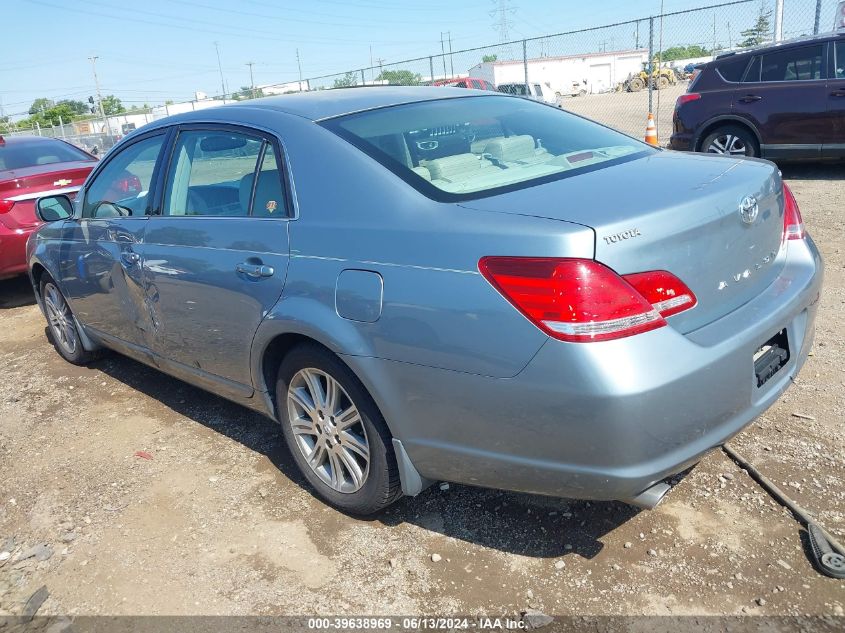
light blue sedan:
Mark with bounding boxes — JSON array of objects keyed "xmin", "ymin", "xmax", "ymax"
[{"xmin": 27, "ymin": 88, "xmax": 822, "ymax": 515}]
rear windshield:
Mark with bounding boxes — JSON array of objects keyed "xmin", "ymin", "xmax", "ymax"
[
  {"xmin": 0, "ymin": 139, "xmax": 92, "ymax": 171},
  {"xmin": 322, "ymin": 95, "xmax": 649, "ymax": 201}
]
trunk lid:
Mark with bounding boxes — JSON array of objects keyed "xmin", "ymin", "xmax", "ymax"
[
  {"xmin": 460, "ymin": 151, "xmax": 785, "ymax": 333},
  {"xmin": 0, "ymin": 161, "xmax": 93, "ymax": 229}
]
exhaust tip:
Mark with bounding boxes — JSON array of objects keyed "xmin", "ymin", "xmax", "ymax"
[{"xmin": 623, "ymin": 482, "xmax": 672, "ymax": 509}]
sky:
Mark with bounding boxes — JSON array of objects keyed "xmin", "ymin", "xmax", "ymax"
[{"xmin": 0, "ymin": 0, "xmax": 832, "ymax": 120}]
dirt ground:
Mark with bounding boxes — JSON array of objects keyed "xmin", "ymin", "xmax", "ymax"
[{"xmin": 0, "ymin": 163, "xmax": 843, "ymax": 619}]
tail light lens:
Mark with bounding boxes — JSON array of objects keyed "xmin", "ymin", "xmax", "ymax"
[
  {"xmin": 782, "ymin": 182, "xmax": 804, "ymax": 241},
  {"xmin": 0, "ymin": 199, "xmax": 14, "ymax": 214},
  {"xmin": 621, "ymin": 270, "xmax": 697, "ymax": 318},
  {"xmin": 478, "ymin": 257, "xmax": 695, "ymax": 342},
  {"xmin": 676, "ymin": 93, "xmax": 701, "ymax": 107}
]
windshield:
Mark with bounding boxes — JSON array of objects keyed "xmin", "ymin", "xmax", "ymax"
[
  {"xmin": 0, "ymin": 138, "xmax": 93, "ymax": 171},
  {"xmin": 322, "ymin": 95, "xmax": 650, "ymax": 201}
]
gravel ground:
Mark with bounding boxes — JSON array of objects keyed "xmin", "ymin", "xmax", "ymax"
[
  {"xmin": 0, "ymin": 163, "xmax": 843, "ymax": 619},
  {"xmin": 562, "ymin": 83, "xmax": 687, "ymax": 145}
]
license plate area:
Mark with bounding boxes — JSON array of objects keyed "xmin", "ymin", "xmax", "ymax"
[{"xmin": 754, "ymin": 329, "xmax": 790, "ymax": 388}]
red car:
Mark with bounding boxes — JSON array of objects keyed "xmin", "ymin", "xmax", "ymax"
[
  {"xmin": 431, "ymin": 77, "xmax": 496, "ymax": 90},
  {"xmin": 0, "ymin": 135, "xmax": 97, "ymax": 279}
]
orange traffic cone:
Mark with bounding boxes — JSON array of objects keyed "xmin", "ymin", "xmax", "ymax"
[{"xmin": 644, "ymin": 113, "xmax": 658, "ymax": 146}]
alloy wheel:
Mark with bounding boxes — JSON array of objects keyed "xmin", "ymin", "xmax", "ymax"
[
  {"xmin": 43, "ymin": 283, "xmax": 78, "ymax": 355},
  {"xmin": 706, "ymin": 134, "xmax": 747, "ymax": 156},
  {"xmin": 286, "ymin": 368, "xmax": 370, "ymax": 493}
]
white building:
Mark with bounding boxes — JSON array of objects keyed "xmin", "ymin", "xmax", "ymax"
[{"xmin": 469, "ymin": 48, "xmax": 649, "ymax": 95}]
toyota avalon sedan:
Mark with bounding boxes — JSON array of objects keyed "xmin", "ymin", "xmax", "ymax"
[{"xmin": 26, "ymin": 87, "xmax": 822, "ymax": 515}]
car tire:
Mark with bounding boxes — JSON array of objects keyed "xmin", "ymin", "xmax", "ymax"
[
  {"xmin": 276, "ymin": 343, "xmax": 402, "ymax": 515},
  {"xmin": 39, "ymin": 275, "xmax": 97, "ymax": 365},
  {"xmin": 700, "ymin": 125, "xmax": 759, "ymax": 158}
]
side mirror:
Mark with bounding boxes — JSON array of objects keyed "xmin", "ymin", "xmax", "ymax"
[{"xmin": 36, "ymin": 195, "xmax": 74, "ymax": 223}]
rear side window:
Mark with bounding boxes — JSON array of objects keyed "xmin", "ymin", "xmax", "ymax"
[
  {"xmin": 743, "ymin": 56, "xmax": 762, "ymax": 82},
  {"xmin": 715, "ymin": 56, "xmax": 750, "ymax": 82},
  {"xmin": 836, "ymin": 41, "xmax": 845, "ymax": 79},
  {"xmin": 251, "ymin": 145, "xmax": 286, "ymax": 218},
  {"xmin": 760, "ymin": 45, "xmax": 824, "ymax": 81}
]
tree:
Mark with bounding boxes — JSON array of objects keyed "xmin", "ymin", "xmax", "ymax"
[
  {"xmin": 232, "ymin": 85, "xmax": 265, "ymax": 99},
  {"xmin": 58, "ymin": 99, "xmax": 88, "ymax": 116},
  {"xmin": 333, "ymin": 72, "xmax": 358, "ymax": 88},
  {"xmin": 100, "ymin": 95, "xmax": 125, "ymax": 115},
  {"xmin": 376, "ymin": 69, "xmax": 422, "ymax": 86},
  {"xmin": 482, "ymin": 54, "xmax": 498, "ymax": 63},
  {"xmin": 658, "ymin": 45, "xmax": 710, "ymax": 61},
  {"xmin": 739, "ymin": 2, "xmax": 772, "ymax": 48},
  {"xmin": 28, "ymin": 97, "xmax": 54, "ymax": 115}
]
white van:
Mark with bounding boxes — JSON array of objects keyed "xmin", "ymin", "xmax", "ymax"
[{"xmin": 496, "ymin": 82, "xmax": 559, "ymax": 106}]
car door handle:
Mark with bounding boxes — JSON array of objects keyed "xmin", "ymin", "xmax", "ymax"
[
  {"xmin": 739, "ymin": 94, "xmax": 762, "ymax": 102},
  {"xmin": 121, "ymin": 251, "xmax": 140, "ymax": 265},
  {"xmin": 236, "ymin": 262, "xmax": 275, "ymax": 278},
  {"xmin": 831, "ymin": 90, "xmax": 845, "ymax": 97}
]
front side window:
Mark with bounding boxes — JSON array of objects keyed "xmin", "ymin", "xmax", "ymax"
[
  {"xmin": 323, "ymin": 95, "xmax": 649, "ymax": 200},
  {"xmin": 163, "ymin": 130, "xmax": 262, "ymax": 217},
  {"xmin": 760, "ymin": 45, "xmax": 824, "ymax": 82},
  {"xmin": 83, "ymin": 134, "xmax": 164, "ymax": 218}
]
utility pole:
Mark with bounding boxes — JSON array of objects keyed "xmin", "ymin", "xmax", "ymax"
[
  {"xmin": 440, "ymin": 33, "xmax": 447, "ymax": 78},
  {"xmin": 296, "ymin": 49, "xmax": 304, "ymax": 92},
  {"xmin": 88, "ymin": 56, "xmax": 113, "ymax": 140},
  {"xmin": 447, "ymin": 31, "xmax": 454, "ymax": 77},
  {"xmin": 773, "ymin": 0, "xmax": 784, "ymax": 42},
  {"xmin": 214, "ymin": 42, "xmax": 227, "ymax": 98},
  {"xmin": 246, "ymin": 61, "xmax": 256, "ymax": 98}
]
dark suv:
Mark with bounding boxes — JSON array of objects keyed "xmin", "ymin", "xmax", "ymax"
[{"xmin": 670, "ymin": 32, "xmax": 845, "ymax": 160}]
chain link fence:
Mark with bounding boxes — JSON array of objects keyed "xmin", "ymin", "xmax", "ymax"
[
  {"xmin": 270, "ymin": 0, "xmax": 833, "ymax": 146},
  {"xmin": 3, "ymin": 0, "xmax": 833, "ymax": 149}
]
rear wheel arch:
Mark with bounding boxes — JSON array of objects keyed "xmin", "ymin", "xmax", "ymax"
[{"xmin": 695, "ymin": 117, "xmax": 761, "ymax": 153}]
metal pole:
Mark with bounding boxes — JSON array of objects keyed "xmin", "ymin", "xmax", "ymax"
[
  {"xmin": 440, "ymin": 33, "xmax": 447, "ymax": 78},
  {"xmin": 523, "ymin": 39, "xmax": 528, "ymax": 92},
  {"xmin": 360, "ymin": 69, "xmax": 365, "ymax": 85},
  {"xmin": 296, "ymin": 49, "xmax": 303, "ymax": 92},
  {"xmin": 429, "ymin": 56, "xmax": 434, "ymax": 83},
  {"xmin": 774, "ymin": 0, "xmax": 784, "ymax": 42},
  {"xmin": 647, "ymin": 17, "xmax": 654, "ymax": 115},
  {"xmin": 814, "ymin": 0, "xmax": 822, "ymax": 34},
  {"xmin": 58, "ymin": 115, "xmax": 66, "ymax": 140},
  {"xmin": 448, "ymin": 31, "xmax": 454, "ymax": 77},
  {"xmin": 36, "ymin": 121, "xmax": 41, "ymax": 136},
  {"xmin": 88, "ymin": 56, "xmax": 113, "ymax": 141},
  {"xmin": 246, "ymin": 61, "xmax": 256, "ymax": 98},
  {"xmin": 635, "ymin": 21, "xmax": 640, "ymax": 48},
  {"xmin": 214, "ymin": 42, "xmax": 226, "ymax": 97}
]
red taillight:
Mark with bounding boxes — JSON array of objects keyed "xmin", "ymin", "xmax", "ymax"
[
  {"xmin": 479, "ymin": 257, "xmax": 674, "ymax": 342},
  {"xmin": 0, "ymin": 199, "xmax": 14, "ymax": 214},
  {"xmin": 782, "ymin": 182, "xmax": 804, "ymax": 241},
  {"xmin": 676, "ymin": 92, "xmax": 701, "ymax": 107},
  {"xmin": 621, "ymin": 270, "xmax": 697, "ymax": 318}
]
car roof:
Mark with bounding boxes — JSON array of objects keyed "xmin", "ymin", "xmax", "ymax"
[
  {"xmin": 713, "ymin": 30, "xmax": 845, "ymax": 62},
  {"xmin": 0, "ymin": 135, "xmax": 72, "ymax": 146},
  {"xmin": 193, "ymin": 86, "xmax": 493, "ymax": 122}
]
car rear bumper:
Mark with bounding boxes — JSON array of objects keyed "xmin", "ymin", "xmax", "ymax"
[
  {"xmin": 347, "ymin": 236, "xmax": 823, "ymax": 504},
  {"xmin": 0, "ymin": 222, "xmax": 36, "ymax": 279},
  {"xmin": 669, "ymin": 132, "xmax": 694, "ymax": 152}
]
